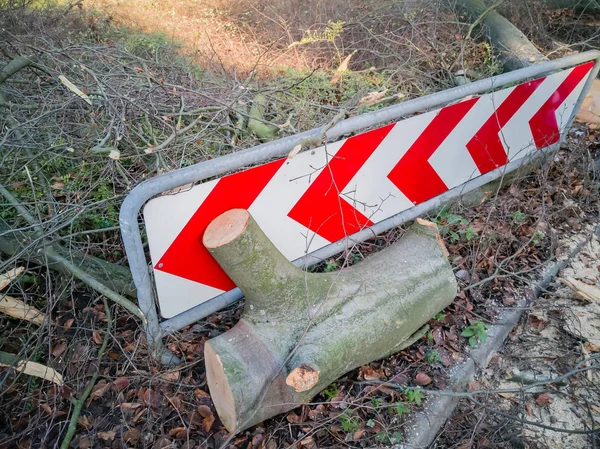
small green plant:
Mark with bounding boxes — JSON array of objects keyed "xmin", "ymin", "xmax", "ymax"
[
  {"xmin": 348, "ymin": 252, "xmax": 363, "ymax": 265},
  {"xmin": 434, "ymin": 312, "xmax": 446, "ymax": 321},
  {"xmin": 366, "ymin": 418, "xmax": 375, "ymax": 428},
  {"xmin": 324, "ymin": 259, "xmax": 339, "ymax": 272},
  {"xmin": 375, "ymin": 431, "xmax": 404, "ymax": 445},
  {"xmin": 370, "ymin": 398, "xmax": 382, "ymax": 408},
  {"xmin": 339, "ymin": 412, "xmax": 360, "ymax": 432},
  {"xmin": 464, "ymin": 226, "xmax": 478, "ymax": 241},
  {"xmin": 425, "ymin": 349, "xmax": 442, "ymax": 364},
  {"xmin": 289, "ymin": 21, "xmax": 345, "ymax": 63},
  {"xmin": 390, "ymin": 402, "xmax": 410, "ymax": 416},
  {"xmin": 322, "ymin": 384, "xmax": 339, "ymax": 401},
  {"xmin": 433, "ymin": 208, "xmax": 478, "ymax": 243},
  {"xmin": 461, "ymin": 320, "xmax": 489, "ymax": 347},
  {"xmin": 512, "ymin": 210, "xmax": 526, "ymax": 222},
  {"xmin": 404, "ymin": 388, "xmax": 422, "ymax": 406},
  {"xmin": 532, "ymin": 230, "xmax": 545, "ymax": 245}
]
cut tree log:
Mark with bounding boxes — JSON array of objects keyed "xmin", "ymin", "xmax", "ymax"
[{"xmin": 203, "ymin": 209, "xmax": 457, "ymax": 432}]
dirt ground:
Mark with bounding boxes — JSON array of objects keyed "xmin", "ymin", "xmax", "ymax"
[{"xmin": 434, "ymin": 195, "xmax": 600, "ymax": 449}]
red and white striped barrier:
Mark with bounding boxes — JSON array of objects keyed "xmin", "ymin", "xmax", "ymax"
[{"xmin": 144, "ymin": 61, "xmax": 594, "ymax": 318}]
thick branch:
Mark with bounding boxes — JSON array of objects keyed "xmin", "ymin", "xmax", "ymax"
[{"xmin": 456, "ymin": 0, "xmax": 545, "ymax": 71}]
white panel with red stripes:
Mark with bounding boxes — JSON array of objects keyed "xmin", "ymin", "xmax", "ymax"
[{"xmin": 144, "ymin": 62, "xmax": 593, "ymax": 318}]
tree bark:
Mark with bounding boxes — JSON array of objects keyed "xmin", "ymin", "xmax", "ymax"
[
  {"xmin": 203, "ymin": 209, "xmax": 457, "ymax": 432},
  {"xmin": 456, "ymin": 0, "xmax": 545, "ymax": 71}
]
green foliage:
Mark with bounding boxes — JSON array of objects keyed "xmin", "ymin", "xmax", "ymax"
[
  {"xmin": 434, "ymin": 207, "xmax": 478, "ymax": 243},
  {"xmin": 375, "ymin": 430, "xmax": 404, "ymax": 445},
  {"xmin": 324, "ymin": 259, "xmax": 339, "ymax": 272},
  {"xmin": 404, "ymin": 388, "xmax": 422, "ymax": 405},
  {"xmin": 532, "ymin": 230, "xmax": 545, "ymax": 245},
  {"xmin": 512, "ymin": 210, "xmax": 526, "ymax": 222},
  {"xmin": 461, "ymin": 320, "xmax": 489, "ymax": 347},
  {"xmin": 370, "ymin": 398, "xmax": 382, "ymax": 408},
  {"xmin": 268, "ymin": 67, "xmax": 381, "ymax": 127},
  {"xmin": 289, "ymin": 20, "xmax": 345, "ymax": 62},
  {"xmin": 434, "ymin": 312, "xmax": 446, "ymax": 321},
  {"xmin": 390, "ymin": 402, "xmax": 410, "ymax": 416},
  {"xmin": 425, "ymin": 349, "xmax": 442, "ymax": 364},
  {"xmin": 90, "ymin": 184, "xmax": 119, "ymax": 230},
  {"xmin": 322, "ymin": 384, "xmax": 339, "ymax": 401},
  {"xmin": 123, "ymin": 32, "xmax": 172, "ymax": 58},
  {"xmin": 339, "ymin": 412, "xmax": 360, "ymax": 432}
]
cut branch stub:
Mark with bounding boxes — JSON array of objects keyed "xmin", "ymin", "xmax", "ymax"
[{"xmin": 203, "ymin": 209, "xmax": 457, "ymax": 432}]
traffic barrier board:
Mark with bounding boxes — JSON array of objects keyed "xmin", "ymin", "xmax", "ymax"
[{"xmin": 143, "ymin": 61, "xmax": 595, "ymax": 318}]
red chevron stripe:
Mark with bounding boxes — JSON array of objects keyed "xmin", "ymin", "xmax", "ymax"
[
  {"xmin": 467, "ymin": 78, "xmax": 545, "ymax": 174},
  {"xmin": 529, "ymin": 61, "xmax": 594, "ymax": 149},
  {"xmin": 155, "ymin": 159, "xmax": 285, "ymax": 291},
  {"xmin": 387, "ymin": 98, "xmax": 479, "ymax": 205},
  {"xmin": 287, "ymin": 124, "xmax": 395, "ymax": 242}
]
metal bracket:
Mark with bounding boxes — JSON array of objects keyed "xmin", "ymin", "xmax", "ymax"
[{"xmin": 119, "ymin": 51, "xmax": 600, "ymax": 365}]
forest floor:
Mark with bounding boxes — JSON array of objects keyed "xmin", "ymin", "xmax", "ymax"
[{"xmin": 1, "ymin": 1, "xmax": 600, "ymax": 448}]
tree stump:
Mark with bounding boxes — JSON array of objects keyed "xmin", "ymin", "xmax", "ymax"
[{"xmin": 203, "ymin": 209, "xmax": 457, "ymax": 432}]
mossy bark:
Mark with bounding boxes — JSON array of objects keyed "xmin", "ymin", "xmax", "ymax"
[{"xmin": 203, "ymin": 210, "xmax": 457, "ymax": 432}]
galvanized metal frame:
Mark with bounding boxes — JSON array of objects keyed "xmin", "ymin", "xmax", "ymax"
[{"xmin": 120, "ymin": 51, "xmax": 600, "ymax": 364}]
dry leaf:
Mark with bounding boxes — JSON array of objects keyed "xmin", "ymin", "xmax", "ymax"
[
  {"xmin": 498, "ymin": 392, "xmax": 515, "ymax": 399},
  {"xmin": 415, "ymin": 373, "xmax": 432, "ymax": 386},
  {"xmin": 114, "ymin": 377, "xmax": 130, "ymax": 391},
  {"xmin": 299, "ymin": 436, "xmax": 317, "ymax": 449},
  {"xmin": 353, "ymin": 429, "xmax": 365, "ymax": 441},
  {"xmin": 152, "ymin": 437, "xmax": 173, "ymax": 449},
  {"xmin": 197, "ymin": 405, "xmax": 212, "ymax": 418},
  {"xmin": 330, "ymin": 51, "xmax": 356, "ymax": 85},
  {"xmin": 108, "ymin": 149, "xmax": 120, "ymax": 161},
  {"xmin": 169, "ymin": 427, "xmax": 186, "ymax": 437},
  {"xmin": 0, "ymin": 295, "xmax": 45, "ymax": 325},
  {"xmin": 90, "ymin": 380, "xmax": 111, "ymax": 401},
  {"xmin": 0, "ymin": 352, "xmax": 64, "ymax": 386},
  {"xmin": 92, "ymin": 331, "xmax": 103, "ymax": 345},
  {"xmin": 160, "ymin": 370, "xmax": 180, "ymax": 382},
  {"xmin": 124, "ymin": 427, "xmax": 141, "ymax": 445},
  {"xmin": 286, "ymin": 411, "xmax": 301, "ymax": 424},
  {"xmin": 51, "ymin": 340, "xmax": 67, "ymax": 358},
  {"xmin": 58, "ymin": 75, "xmax": 92, "ymax": 105},
  {"xmin": 535, "ymin": 393, "xmax": 553, "ymax": 407},
  {"xmin": 575, "ymin": 78, "xmax": 600, "ymax": 129},
  {"xmin": 202, "ymin": 413, "xmax": 215, "ymax": 433},
  {"xmin": 97, "ymin": 430, "xmax": 116, "ymax": 441},
  {"xmin": 525, "ymin": 403, "xmax": 534, "ymax": 417},
  {"xmin": 288, "ymin": 144, "xmax": 302, "ymax": 159},
  {"xmin": 120, "ymin": 402, "xmax": 142, "ymax": 410},
  {"xmin": 77, "ymin": 415, "xmax": 92, "ymax": 429},
  {"xmin": 584, "ymin": 341, "xmax": 600, "ymax": 352},
  {"xmin": 0, "ymin": 267, "xmax": 24, "ymax": 291},
  {"xmin": 358, "ymin": 90, "xmax": 388, "ymax": 107}
]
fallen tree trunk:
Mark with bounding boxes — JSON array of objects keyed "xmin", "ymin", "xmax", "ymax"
[
  {"xmin": 456, "ymin": 0, "xmax": 545, "ymax": 71},
  {"xmin": 203, "ymin": 209, "xmax": 457, "ymax": 432}
]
